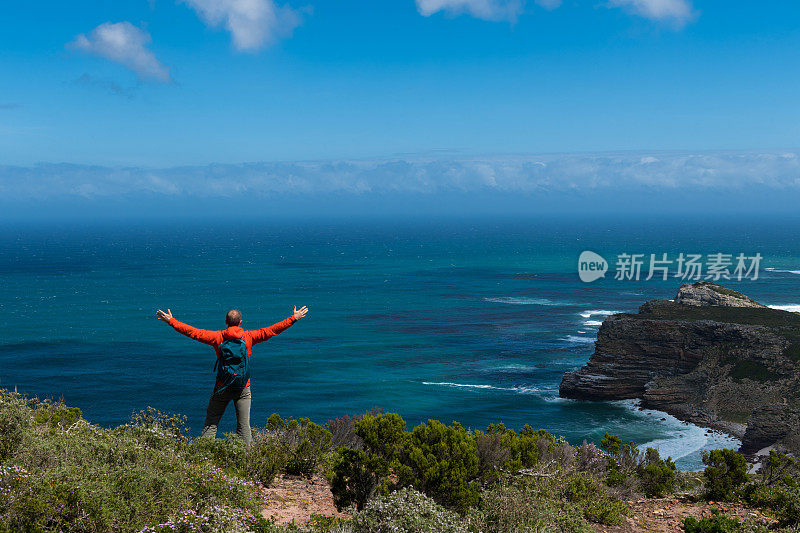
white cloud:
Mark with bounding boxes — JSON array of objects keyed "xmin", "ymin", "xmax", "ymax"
[
  {"xmin": 69, "ymin": 22, "xmax": 171, "ymax": 82},
  {"xmin": 182, "ymin": 0, "xmax": 303, "ymax": 51},
  {"xmin": 415, "ymin": 0, "xmax": 525, "ymax": 22},
  {"xmin": 607, "ymin": 0, "xmax": 696, "ymax": 28}
]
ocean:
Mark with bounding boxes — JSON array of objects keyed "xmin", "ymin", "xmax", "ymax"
[{"xmin": 1, "ymin": 214, "xmax": 798, "ymax": 470}]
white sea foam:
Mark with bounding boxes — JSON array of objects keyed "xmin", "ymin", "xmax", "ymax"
[
  {"xmin": 769, "ymin": 304, "xmax": 800, "ymax": 313},
  {"xmin": 485, "ymin": 297, "xmax": 566, "ymax": 306},
  {"xmin": 561, "ymin": 335, "xmax": 595, "ymax": 344},
  {"xmin": 423, "ymin": 381, "xmax": 515, "ymax": 391},
  {"xmin": 614, "ymin": 399, "xmax": 741, "ymax": 471},
  {"xmin": 765, "ymin": 268, "xmax": 800, "ymax": 275},
  {"xmin": 422, "ymin": 381, "xmax": 555, "ymax": 396},
  {"xmin": 493, "ymin": 364, "xmax": 541, "ymax": 373},
  {"xmin": 583, "ymin": 320, "xmax": 603, "ymax": 327},
  {"xmin": 579, "ymin": 309, "xmax": 618, "ymax": 318}
]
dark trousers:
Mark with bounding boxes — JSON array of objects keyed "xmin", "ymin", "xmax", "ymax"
[{"xmin": 200, "ymin": 386, "xmax": 252, "ymax": 445}]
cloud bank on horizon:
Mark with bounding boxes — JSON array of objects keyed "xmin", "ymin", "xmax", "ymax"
[{"xmin": 3, "ymin": 151, "xmax": 797, "ymax": 201}]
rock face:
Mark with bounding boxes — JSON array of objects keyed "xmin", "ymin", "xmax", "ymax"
[
  {"xmin": 674, "ymin": 281, "xmax": 765, "ymax": 308},
  {"xmin": 740, "ymin": 404, "xmax": 800, "ymax": 454},
  {"xmin": 560, "ymin": 282, "xmax": 800, "ymax": 454}
]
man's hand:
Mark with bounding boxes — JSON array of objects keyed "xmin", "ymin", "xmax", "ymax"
[
  {"xmin": 293, "ymin": 306, "xmax": 308, "ymax": 320},
  {"xmin": 156, "ymin": 309, "xmax": 173, "ymax": 323}
]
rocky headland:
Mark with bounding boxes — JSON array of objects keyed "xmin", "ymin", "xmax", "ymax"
[{"xmin": 560, "ymin": 281, "xmax": 800, "ymax": 455}]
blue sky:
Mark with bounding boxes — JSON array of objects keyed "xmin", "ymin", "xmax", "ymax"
[
  {"xmin": 1, "ymin": 0, "xmax": 798, "ymax": 165},
  {"xmin": 0, "ymin": 0, "xmax": 798, "ymax": 216}
]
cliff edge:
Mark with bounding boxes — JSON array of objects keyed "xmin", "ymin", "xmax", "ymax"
[{"xmin": 559, "ymin": 281, "xmax": 800, "ymax": 455}]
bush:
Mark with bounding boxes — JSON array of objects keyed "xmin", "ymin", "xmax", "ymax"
[
  {"xmin": 329, "ymin": 413, "xmax": 408, "ymax": 513},
  {"xmin": 638, "ymin": 447, "xmax": 677, "ymax": 498},
  {"xmin": 354, "ymin": 413, "xmax": 406, "ymax": 460},
  {"xmin": 683, "ymin": 509, "xmax": 747, "ymax": 532},
  {"xmin": 745, "ymin": 483, "xmax": 800, "ymax": 527},
  {"xmin": 350, "ymin": 487, "xmax": 466, "ymax": 533},
  {"xmin": 760, "ymin": 450, "xmax": 799, "ymax": 487},
  {"xmin": 394, "ymin": 420, "xmax": 480, "ymax": 514},
  {"xmin": 473, "ymin": 423, "xmax": 542, "ymax": 485},
  {"xmin": 472, "ymin": 474, "xmax": 627, "ymax": 533},
  {"xmin": 266, "ymin": 414, "xmax": 334, "ymax": 478},
  {"xmin": 601, "ymin": 433, "xmax": 641, "ymax": 473},
  {"xmin": 129, "ymin": 407, "xmax": 190, "ymax": 443},
  {"xmin": 330, "ymin": 447, "xmax": 389, "ymax": 511},
  {"xmin": 0, "ymin": 391, "xmax": 33, "ymax": 461},
  {"xmin": 326, "ymin": 408, "xmax": 384, "ymax": 450},
  {"xmin": 702, "ymin": 449, "xmax": 748, "ymax": 501},
  {"xmin": 0, "ymin": 392, "xmax": 265, "ymax": 533}
]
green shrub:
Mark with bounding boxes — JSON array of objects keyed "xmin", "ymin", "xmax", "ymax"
[
  {"xmin": 0, "ymin": 391, "xmax": 33, "ymax": 461},
  {"xmin": 683, "ymin": 509, "xmax": 746, "ymax": 532},
  {"xmin": 0, "ymin": 392, "xmax": 265, "ymax": 533},
  {"xmin": 702, "ymin": 449, "xmax": 748, "ymax": 501},
  {"xmin": 744, "ymin": 483, "xmax": 800, "ymax": 526},
  {"xmin": 351, "ymin": 487, "xmax": 466, "ymax": 533},
  {"xmin": 330, "ymin": 447, "xmax": 389, "ymax": 511},
  {"xmin": 266, "ymin": 414, "xmax": 334, "ymax": 478},
  {"xmin": 326, "ymin": 407, "xmax": 384, "ymax": 450},
  {"xmin": 247, "ymin": 429, "xmax": 290, "ymax": 486},
  {"xmin": 472, "ymin": 474, "xmax": 626, "ymax": 533},
  {"xmin": 638, "ymin": 447, "xmax": 677, "ymax": 497},
  {"xmin": 128, "ymin": 406, "xmax": 190, "ymax": 442},
  {"xmin": 760, "ymin": 450, "xmax": 799, "ymax": 487},
  {"xmin": 473, "ymin": 423, "xmax": 542, "ymax": 485},
  {"xmin": 188, "ymin": 433, "xmax": 248, "ymax": 473},
  {"xmin": 354, "ymin": 413, "xmax": 406, "ymax": 460},
  {"xmin": 601, "ymin": 433, "xmax": 641, "ymax": 473},
  {"xmin": 394, "ymin": 420, "xmax": 480, "ymax": 514}
]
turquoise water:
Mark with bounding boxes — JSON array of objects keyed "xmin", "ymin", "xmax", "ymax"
[{"xmin": 1, "ymin": 215, "xmax": 799, "ymax": 470}]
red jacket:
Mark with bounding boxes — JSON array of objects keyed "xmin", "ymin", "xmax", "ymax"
[{"xmin": 168, "ymin": 315, "xmax": 297, "ymax": 388}]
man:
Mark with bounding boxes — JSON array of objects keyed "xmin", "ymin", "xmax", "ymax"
[{"xmin": 156, "ymin": 305, "xmax": 308, "ymax": 445}]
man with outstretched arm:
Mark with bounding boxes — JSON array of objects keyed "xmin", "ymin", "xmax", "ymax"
[{"xmin": 155, "ymin": 306, "xmax": 308, "ymax": 445}]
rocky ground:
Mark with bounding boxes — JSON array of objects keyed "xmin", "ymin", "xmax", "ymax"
[
  {"xmin": 260, "ymin": 473, "xmax": 350, "ymax": 527},
  {"xmin": 260, "ymin": 476, "xmax": 778, "ymax": 532},
  {"xmin": 593, "ymin": 496, "xmax": 775, "ymax": 533}
]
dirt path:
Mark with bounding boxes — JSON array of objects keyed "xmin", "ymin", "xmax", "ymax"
[
  {"xmin": 592, "ymin": 496, "xmax": 775, "ymax": 532},
  {"xmin": 260, "ymin": 473, "xmax": 351, "ymax": 526}
]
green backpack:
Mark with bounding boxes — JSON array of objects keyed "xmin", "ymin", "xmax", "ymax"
[{"xmin": 214, "ymin": 338, "xmax": 250, "ymax": 393}]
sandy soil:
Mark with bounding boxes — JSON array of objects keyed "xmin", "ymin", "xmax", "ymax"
[{"xmin": 260, "ymin": 473, "xmax": 350, "ymax": 526}]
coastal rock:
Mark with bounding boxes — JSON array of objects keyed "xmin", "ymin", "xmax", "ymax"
[
  {"xmin": 674, "ymin": 281, "xmax": 765, "ymax": 308},
  {"xmin": 560, "ymin": 282, "xmax": 800, "ymax": 453},
  {"xmin": 740, "ymin": 404, "xmax": 800, "ymax": 454}
]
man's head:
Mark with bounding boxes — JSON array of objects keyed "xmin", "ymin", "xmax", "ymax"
[{"xmin": 226, "ymin": 309, "xmax": 242, "ymax": 327}]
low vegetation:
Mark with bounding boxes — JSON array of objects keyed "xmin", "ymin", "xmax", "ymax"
[{"xmin": 0, "ymin": 388, "xmax": 799, "ymax": 532}]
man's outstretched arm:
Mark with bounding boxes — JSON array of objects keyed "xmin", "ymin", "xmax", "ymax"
[
  {"xmin": 156, "ymin": 308, "xmax": 222, "ymax": 346},
  {"xmin": 249, "ymin": 306, "xmax": 308, "ymax": 345}
]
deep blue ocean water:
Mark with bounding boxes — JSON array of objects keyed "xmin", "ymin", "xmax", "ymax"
[{"xmin": 2, "ymin": 214, "xmax": 799, "ymax": 470}]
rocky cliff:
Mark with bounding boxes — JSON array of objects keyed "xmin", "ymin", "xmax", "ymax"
[{"xmin": 559, "ymin": 282, "xmax": 800, "ymax": 455}]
